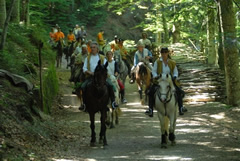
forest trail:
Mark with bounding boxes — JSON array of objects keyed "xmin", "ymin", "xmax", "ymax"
[{"xmin": 52, "ymin": 45, "xmax": 240, "ymax": 161}]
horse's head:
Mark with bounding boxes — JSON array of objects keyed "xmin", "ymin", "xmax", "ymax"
[
  {"xmin": 156, "ymin": 74, "xmax": 175, "ymax": 103},
  {"xmin": 94, "ymin": 60, "xmax": 108, "ymax": 88},
  {"xmin": 114, "ymin": 50, "xmax": 121, "ymax": 62}
]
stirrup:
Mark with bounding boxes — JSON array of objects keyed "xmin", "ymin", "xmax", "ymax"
[{"xmin": 112, "ymin": 101, "xmax": 118, "ymax": 109}]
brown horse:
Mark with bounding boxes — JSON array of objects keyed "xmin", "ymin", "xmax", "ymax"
[
  {"xmin": 84, "ymin": 60, "xmax": 110, "ymax": 146},
  {"xmin": 56, "ymin": 39, "xmax": 64, "ymax": 68},
  {"xmin": 135, "ymin": 62, "xmax": 151, "ymax": 105}
]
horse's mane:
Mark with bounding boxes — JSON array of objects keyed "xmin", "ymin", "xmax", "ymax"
[{"xmin": 139, "ymin": 63, "xmax": 148, "ymax": 76}]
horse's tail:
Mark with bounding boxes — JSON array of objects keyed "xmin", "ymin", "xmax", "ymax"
[{"xmin": 139, "ymin": 64, "xmax": 148, "ymax": 77}]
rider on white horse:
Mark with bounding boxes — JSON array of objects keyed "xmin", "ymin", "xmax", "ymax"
[
  {"xmin": 146, "ymin": 47, "xmax": 187, "ymax": 117},
  {"xmin": 106, "ymin": 51, "xmax": 127, "ymax": 104},
  {"xmin": 129, "ymin": 41, "xmax": 153, "ymax": 84}
]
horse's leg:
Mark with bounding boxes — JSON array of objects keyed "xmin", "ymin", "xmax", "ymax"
[
  {"xmin": 168, "ymin": 106, "xmax": 177, "ymax": 146},
  {"xmin": 99, "ymin": 110, "xmax": 108, "ymax": 146},
  {"xmin": 115, "ymin": 109, "xmax": 119, "ymax": 125},
  {"xmin": 89, "ymin": 113, "xmax": 96, "ymax": 146},
  {"xmin": 157, "ymin": 112, "xmax": 168, "ymax": 148},
  {"xmin": 110, "ymin": 108, "xmax": 115, "ymax": 128}
]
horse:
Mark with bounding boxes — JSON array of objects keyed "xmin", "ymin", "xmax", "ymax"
[
  {"xmin": 56, "ymin": 39, "xmax": 64, "ymax": 68},
  {"xmin": 106, "ymin": 75, "xmax": 121, "ymax": 129},
  {"xmin": 114, "ymin": 50, "xmax": 128, "ymax": 86},
  {"xmin": 135, "ymin": 62, "xmax": 151, "ymax": 105},
  {"xmin": 84, "ymin": 60, "xmax": 110, "ymax": 146},
  {"xmin": 64, "ymin": 41, "xmax": 74, "ymax": 69},
  {"xmin": 154, "ymin": 73, "xmax": 178, "ymax": 148}
]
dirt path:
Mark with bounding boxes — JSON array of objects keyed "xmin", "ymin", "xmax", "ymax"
[{"xmin": 51, "ymin": 51, "xmax": 240, "ymax": 161}]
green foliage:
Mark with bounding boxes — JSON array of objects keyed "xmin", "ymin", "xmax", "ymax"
[{"xmin": 42, "ymin": 65, "xmax": 59, "ymax": 114}]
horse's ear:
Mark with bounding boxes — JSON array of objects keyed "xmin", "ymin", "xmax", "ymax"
[
  {"xmin": 104, "ymin": 62, "xmax": 108, "ymax": 68},
  {"xmin": 98, "ymin": 60, "xmax": 101, "ymax": 66}
]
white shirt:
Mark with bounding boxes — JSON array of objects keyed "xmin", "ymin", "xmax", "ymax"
[
  {"xmin": 152, "ymin": 58, "xmax": 178, "ymax": 78},
  {"xmin": 107, "ymin": 60, "xmax": 115, "ymax": 76},
  {"xmin": 83, "ymin": 54, "xmax": 107, "ymax": 73}
]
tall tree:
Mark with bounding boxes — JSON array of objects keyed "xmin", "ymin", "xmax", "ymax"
[
  {"xmin": 161, "ymin": 0, "xmax": 169, "ymax": 43},
  {"xmin": 206, "ymin": 6, "xmax": 217, "ymax": 65},
  {"xmin": 0, "ymin": 0, "xmax": 16, "ymax": 50},
  {"xmin": 0, "ymin": 0, "xmax": 6, "ymax": 29},
  {"xmin": 11, "ymin": 0, "xmax": 20, "ymax": 23},
  {"xmin": 21, "ymin": 0, "xmax": 30, "ymax": 26},
  {"xmin": 218, "ymin": 0, "xmax": 240, "ymax": 105}
]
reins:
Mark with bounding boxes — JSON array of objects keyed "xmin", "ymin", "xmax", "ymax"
[{"xmin": 156, "ymin": 84, "xmax": 173, "ymax": 116}]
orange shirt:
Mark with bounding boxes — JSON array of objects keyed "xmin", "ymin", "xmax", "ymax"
[
  {"xmin": 67, "ymin": 34, "xmax": 75, "ymax": 42},
  {"xmin": 87, "ymin": 44, "xmax": 91, "ymax": 53},
  {"xmin": 49, "ymin": 32, "xmax": 54, "ymax": 39},
  {"xmin": 98, "ymin": 32, "xmax": 103, "ymax": 40},
  {"xmin": 53, "ymin": 31, "xmax": 65, "ymax": 42}
]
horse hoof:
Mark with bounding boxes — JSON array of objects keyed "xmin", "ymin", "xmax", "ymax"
[
  {"xmin": 90, "ymin": 142, "xmax": 96, "ymax": 147},
  {"xmin": 161, "ymin": 144, "xmax": 167, "ymax": 149},
  {"xmin": 115, "ymin": 120, "xmax": 119, "ymax": 125},
  {"xmin": 110, "ymin": 124, "xmax": 115, "ymax": 129},
  {"xmin": 171, "ymin": 141, "xmax": 176, "ymax": 146}
]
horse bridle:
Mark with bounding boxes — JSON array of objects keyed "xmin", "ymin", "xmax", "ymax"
[{"xmin": 156, "ymin": 85, "xmax": 173, "ymax": 116}]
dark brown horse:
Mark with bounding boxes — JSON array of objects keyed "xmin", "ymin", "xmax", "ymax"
[
  {"xmin": 135, "ymin": 62, "xmax": 151, "ymax": 105},
  {"xmin": 84, "ymin": 60, "xmax": 110, "ymax": 146},
  {"xmin": 56, "ymin": 39, "xmax": 64, "ymax": 68}
]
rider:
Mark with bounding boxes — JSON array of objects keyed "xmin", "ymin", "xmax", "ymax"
[
  {"xmin": 80, "ymin": 42, "xmax": 119, "ymax": 111},
  {"xmin": 67, "ymin": 29, "xmax": 76, "ymax": 45},
  {"xmin": 110, "ymin": 35, "xmax": 119, "ymax": 52},
  {"xmin": 139, "ymin": 32, "xmax": 152, "ymax": 51},
  {"xmin": 53, "ymin": 27, "xmax": 65, "ymax": 42},
  {"xmin": 115, "ymin": 38, "xmax": 131, "ymax": 78},
  {"xmin": 73, "ymin": 24, "xmax": 80, "ymax": 40},
  {"xmin": 78, "ymin": 26, "xmax": 87, "ymax": 40},
  {"xmin": 129, "ymin": 41, "xmax": 153, "ymax": 84},
  {"xmin": 106, "ymin": 51, "xmax": 127, "ymax": 104},
  {"xmin": 97, "ymin": 30, "xmax": 106, "ymax": 52},
  {"xmin": 145, "ymin": 47, "xmax": 187, "ymax": 117}
]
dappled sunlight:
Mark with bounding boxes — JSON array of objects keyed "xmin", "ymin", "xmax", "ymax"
[
  {"xmin": 176, "ymin": 128, "xmax": 211, "ymax": 133},
  {"xmin": 210, "ymin": 112, "xmax": 225, "ymax": 119},
  {"xmin": 112, "ymin": 156, "xmax": 130, "ymax": 159},
  {"xmin": 145, "ymin": 155, "xmax": 192, "ymax": 160}
]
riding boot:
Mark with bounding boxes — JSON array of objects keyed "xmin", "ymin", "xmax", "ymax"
[
  {"xmin": 107, "ymin": 83, "xmax": 119, "ymax": 108},
  {"xmin": 129, "ymin": 73, "xmax": 135, "ymax": 84},
  {"xmin": 79, "ymin": 88, "xmax": 86, "ymax": 111},
  {"xmin": 176, "ymin": 87, "xmax": 184, "ymax": 115},
  {"xmin": 120, "ymin": 90, "xmax": 127, "ymax": 103},
  {"xmin": 145, "ymin": 96, "xmax": 154, "ymax": 117}
]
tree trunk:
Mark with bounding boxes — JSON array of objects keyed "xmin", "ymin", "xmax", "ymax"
[
  {"xmin": 11, "ymin": 0, "xmax": 20, "ymax": 23},
  {"xmin": 21, "ymin": 0, "xmax": 29, "ymax": 26},
  {"xmin": 172, "ymin": 3, "xmax": 181, "ymax": 43},
  {"xmin": 0, "ymin": 0, "xmax": 6, "ymax": 29},
  {"xmin": 161, "ymin": 1, "xmax": 169, "ymax": 43},
  {"xmin": 206, "ymin": 7, "xmax": 217, "ymax": 65},
  {"xmin": 0, "ymin": 0, "xmax": 16, "ymax": 50},
  {"xmin": 172, "ymin": 22, "xmax": 180, "ymax": 43},
  {"xmin": 217, "ymin": 2, "xmax": 225, "ymax": 70},
  {"xmin": 219, "ymin": 0, "xmax": 240, "ymax": 106}
]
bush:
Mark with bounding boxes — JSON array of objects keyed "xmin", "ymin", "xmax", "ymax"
[{"xmin": 42, "ymin": 65, "xmax": 59, "ymax": 114}]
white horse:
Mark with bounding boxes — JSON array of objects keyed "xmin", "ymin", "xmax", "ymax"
[
  {"xmin": 106, "ymin": 75, "xmax": 121, "ymax": 128},
  {"xmin": 114, "ymin": 50, "xmax": 128, "ymax": 86},
  {"xmin": 154, "ymin": 73, "xmax": 178, "ymax": 148}
]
